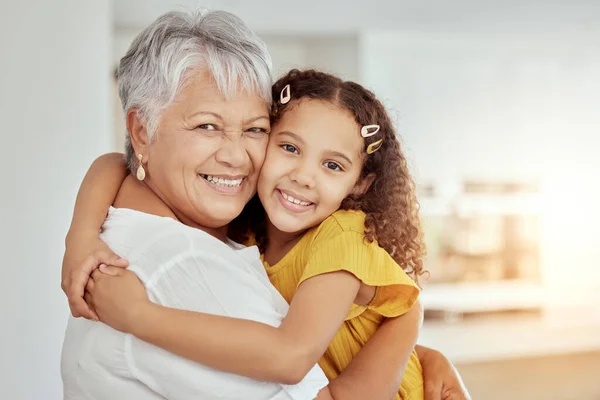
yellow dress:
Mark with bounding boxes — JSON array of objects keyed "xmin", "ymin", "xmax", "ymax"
[{"xmin": 263, "ymin": 210, "xmax": 424, "ymax": 400}]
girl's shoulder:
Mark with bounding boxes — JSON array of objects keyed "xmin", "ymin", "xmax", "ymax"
[{"xmin": 315, "ymin": 209, "xmax": 367, "ymax": 238}]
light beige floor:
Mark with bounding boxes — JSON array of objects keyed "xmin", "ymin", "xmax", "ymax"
[{"xmin": 456, "ymin": 351, "xmax": 600, "ymax": 400}]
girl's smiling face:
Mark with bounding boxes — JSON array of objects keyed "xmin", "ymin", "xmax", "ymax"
[{"xmin": 257, "ymin": 99, "xmax": 367, "ymax": 234}]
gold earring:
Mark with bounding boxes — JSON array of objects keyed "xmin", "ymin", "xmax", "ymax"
[{"xmin": 136, "ymin": 153, "xmax": 146, "ymax": 181}]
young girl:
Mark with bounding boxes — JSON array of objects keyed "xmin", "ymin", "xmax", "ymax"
[{"xmin": 67, "ymin": 69, "xmax": 426, "ymax": 399}]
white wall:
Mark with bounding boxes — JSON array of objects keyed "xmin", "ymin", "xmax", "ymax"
[
  {"xmin": 261, "ymin": 35, "xmax": 358, "ymax": 81},
  {"xmin": 360, "ymin": 32, "xmax": 600, "ymax": 181},
  {"xmin": 113, "ymin": 28, "xmax": 359, "ymax": 82},
  {"xmin": 0, "ymin": 1, "xmax": 112, "ymax": 398}
]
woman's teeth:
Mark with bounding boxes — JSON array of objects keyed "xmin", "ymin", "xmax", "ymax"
[
  {"xmin": 281, "ymin": 192, "xmax": 312, "ymax": 206},
  {"xmin": 201, "ymin": 175, "xmax": 243, "ymax": 187}
]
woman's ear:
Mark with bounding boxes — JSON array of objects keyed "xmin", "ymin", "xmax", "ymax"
[
  {"xmin": 350, "ymin": 173, "xmax": 376, "ymax": 196},
  {"xmin": 126, "ymin": 108, "xmax": 150, "ymax": 158}
]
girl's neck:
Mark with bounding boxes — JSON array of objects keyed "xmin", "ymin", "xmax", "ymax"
[{"xmin": 263, "ymin": 219, "xmax": 308, "ymax": 266}]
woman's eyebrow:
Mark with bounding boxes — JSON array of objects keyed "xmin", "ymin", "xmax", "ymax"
[
  {"xmin": 188, "ymin": 112, "xmax": 269, "ymax": 125},
  {"xmin": 244, "ymin": 115, "xmax": 270, "ymax": 124},
  {"xmin": 189, "ymin": 111, "xmax": 223, "ymax": 120}
]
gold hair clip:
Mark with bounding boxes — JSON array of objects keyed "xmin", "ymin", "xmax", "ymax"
[
  {"xmin": 280, "ymin": 84, "xmax": 291, "ymax": 104},
  {"xmin": 366, "ymin": 139, "xmax": 383, "ymax": 154},
  {"xmin": 362, "ymin": 124, "xmax": 382, "ymax": 154},
  {"xmin": 361, "ymin": 124, "xmax": 380, "ymax": 137}
]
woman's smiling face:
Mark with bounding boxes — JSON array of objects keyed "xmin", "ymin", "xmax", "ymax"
[{"xmin": 142, "ymin": 68, "xmax": 271, "ymax": 230}]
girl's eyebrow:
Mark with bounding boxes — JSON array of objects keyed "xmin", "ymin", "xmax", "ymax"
[
  {"xmin": 279, "ymin": 130, "xmax": 354, "ymax": 166},
  {"xmin": 278, "ymin": 130, "xmax": 305, "ymax": 144},
  {"xmin": 327, "ymin": 151, "xmax": 353, "ymax": 166}
]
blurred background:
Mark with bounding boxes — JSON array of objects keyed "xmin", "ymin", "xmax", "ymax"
[{"xmin": 1, "ymin": 0, "xmax": 599, "ymax": 399}]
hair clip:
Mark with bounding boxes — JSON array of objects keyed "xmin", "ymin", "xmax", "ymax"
[
  {"xmin": 280, "ymin": 84, "xmax": 291, "ymax": 104},
  {"xmin": 361, "ymin": 124, "xmax": 380, "ymax": 138},
  {"xmin": 366, "ymin": 139, "xmax": 383, "ymax": 154}
]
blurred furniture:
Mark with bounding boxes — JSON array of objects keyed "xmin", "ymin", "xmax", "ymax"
[{"xmin": 418, "ymin": 180, "xmax": 543, "ymax": 316}]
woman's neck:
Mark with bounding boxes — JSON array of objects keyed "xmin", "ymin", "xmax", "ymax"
[
  {"xmin": 116, "ymin": 175, "xmax": 229, "ymax": 243},
  {"xmin": 263, "ymin": 219, "xmax": 308, "ymax": 265},
  {"xmin": 176, "ymin": 213, "xmax": 229, "ymax": 243}
]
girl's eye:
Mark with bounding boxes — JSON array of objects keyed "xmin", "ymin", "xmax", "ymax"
[
  {"xmin": 324, "ymin": 161, "xmax": 342, "ymax": 171},
  {"xmin": 197, "ymin": 124, "xmax": 218, "ymax": 131},
  {"xmin": 281, "ymin": 144, "xmax": 299, "ymax": 154}
]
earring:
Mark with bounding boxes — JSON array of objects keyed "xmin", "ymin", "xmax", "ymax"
[{"xmin": 136, "ymin": 153, "xmax": 146, "ymax": 181}]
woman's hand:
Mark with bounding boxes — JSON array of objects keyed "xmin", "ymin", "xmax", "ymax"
[
  {"xmin": 417, "ymin": 345, "xmax": 471, "ymax": 400},
  {"xmin": 85, "ymin": 266, "xmax": 149, "ymax": 333},
  {"xmin": 62, "ymin": 237, "xmax": 129, "ymax": 320}
]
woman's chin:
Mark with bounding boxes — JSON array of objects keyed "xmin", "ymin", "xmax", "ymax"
[{"xmin": 189, "ymin": 200, "xmax": 247, "ymax": 229}]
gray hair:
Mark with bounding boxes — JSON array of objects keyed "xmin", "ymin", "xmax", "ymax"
[{"xmin": 118, "ymin": 9, "xmax": 273, "ymax": 172}]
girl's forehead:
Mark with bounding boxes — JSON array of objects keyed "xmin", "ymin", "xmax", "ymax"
[{"xmin": 280, "ymin": 99, "xmax": 356, "ymax": 126}]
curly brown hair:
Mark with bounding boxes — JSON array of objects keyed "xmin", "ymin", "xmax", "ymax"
[{"xmin": 230, "ymin": 69, "xmax": 426, "ymax": 281}]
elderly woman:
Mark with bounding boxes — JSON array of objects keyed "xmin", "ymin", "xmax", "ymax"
[
  {"xmin": 61, "ymin": 9, "xmax": 469, "ymax": 400},
  {"xmin": 61, "ymin": 10, "xmax": 331, "ymax": 399}
]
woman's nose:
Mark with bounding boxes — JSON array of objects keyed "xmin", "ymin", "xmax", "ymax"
[{"xmin": 215, "ymin": 136, "xmax": 250, "ymax": 169}]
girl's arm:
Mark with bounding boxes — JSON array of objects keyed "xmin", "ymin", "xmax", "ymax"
[
  {"xmin": 91, "ymin": 268, "xmax": 362, "ymax": 384},
  {"xmin": 62, "ymin": 153, "xmax": 129, "ymax": 320},
  {"xmin": 328, "ymin": 301, "xmax": 423, "ymax": 400}
]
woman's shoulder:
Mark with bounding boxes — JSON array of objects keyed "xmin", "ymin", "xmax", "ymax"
[
  {"xmin": 102, "ymin": 207, "xmax": 221, "ymax": 258},
  {"xmin": 114, "ymin": 176, "xmax": 178, "ymax": 219},
  {"xmin": 104, "ymin": 206, "xmax": 179, "ymax": 232}
]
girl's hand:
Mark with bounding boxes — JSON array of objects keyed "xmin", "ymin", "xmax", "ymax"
[
  {"xmin": 85, "ymin": 266, "xmax": 149, "ymax": 333},
  {"xmin": 418, "ymin": 346, "xmax": 471, "ymax": 400},
  {"xmin": 62, "ymin": 238, "xmax": 129, "ymax": 320}
]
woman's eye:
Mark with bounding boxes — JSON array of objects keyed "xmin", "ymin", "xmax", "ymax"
[
  {"xmin": 281, "ymin": 144, "xmax": 299, "ymax": 154},
  {"xmin": 247, "ymin": 127, "xmax": 268, "ymax": 134},
  {"xmin": 324, "ymin": 161, "xmax": 342, "ymax": 171},
  {"xmin": 197, "ymin": 124, "xmax": 218, "ymax": 131},
  {"xmin": 246, "ymin": 127, "xmax": 269, "ymax": 137}
]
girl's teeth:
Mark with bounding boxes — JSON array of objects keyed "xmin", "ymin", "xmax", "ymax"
[
  {"xmin": 281, "ymin": 192, "xmax": 311, "ymax": 206},
  {"xmin": 202, "ymin": 175, "xmax": 243, "ymax": 187}
]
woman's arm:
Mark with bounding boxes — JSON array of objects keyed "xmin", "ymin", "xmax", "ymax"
[
  {"xmin": 62, "ymin": 152, "xmax": 129, "ymax": 319},
  {"xmin": 328, "ymin": 301, "xmax": 423, "ymax": 400},
  {"xmin": 416, "ymin": 345, "xmax": 471, "ymax": 400},
  {"xmin": 88, "ymin": 268, "xmax": 362, "ymax": 384}
]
